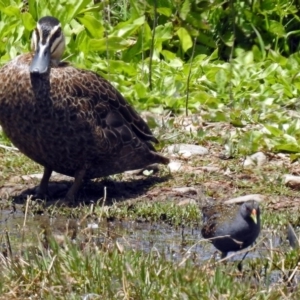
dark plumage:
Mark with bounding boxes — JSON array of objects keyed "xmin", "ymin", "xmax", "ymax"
[
  {"xmin": 0, "ymin": 16, "xmax": 169, "ymax": 201},
  {"xmin": 201, "ymin": 200, "xmax": 261, "ymax": 258}
]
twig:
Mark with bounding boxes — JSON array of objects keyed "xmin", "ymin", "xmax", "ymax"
[
  {"xmin": 217, "ymin": 237, "xmax": 265, "ymax": 264},
  {"xmin": 287, "ymin": 264, "xmax": 299, "ymax": 283},
  {"xmin": 23, "ymin": 196, "xmax": 31, "ymax": 228},
  {"xmin": 47, "ymin": 255, "xmax": 57, "ymax": 274},
  {"xmin": 99, "ymin": 186, "xmax": 107, "ymax": 222},
  {"xmin": 21, "ymin": 195, "xmax": 32, "ymax": 248},
  {"xmin": 149, "ymin": 0, "xmax": 157, "ymax": 91},
  {"xmin": 5, "ymin": 230, "xmax": 13, "ymax": 260},
  {"xmin": 0, "ymin": 144, "xmax": 18, "ymax": 151},
  {"xmin": 228, "ymin": 0, "xmax": 236, "ymax": 105},
  {"xmin": 185, "ymin": 37, "xmax": 197, "ymax": 117}
]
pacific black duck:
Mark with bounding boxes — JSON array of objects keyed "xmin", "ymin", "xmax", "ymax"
[
  {"xmin": 0, "ymin": 16, "xmax": 169, "ymax": 201},
  {"xmin": 201, "ymin": 200, "xmax": 261, "ymax": 258}
]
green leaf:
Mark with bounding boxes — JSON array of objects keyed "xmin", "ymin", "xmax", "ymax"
[
  {"xmin": 197, "ymin": 32, "xmax": 216, "ymax": 48},
  {"xmin": 65, "ymin": 0, "xmax": 92, "ymax": 21},
  {"xmin": 106, "ymin": 60, "xmax": 137, "ymax": 76},
  {"xmin": 157, "ymin": 7, "xmax": 172, "ymax": 17},
  {"xmin": 134, "ymin": 82, "xmax": 148, "ymax": 98},
  {"xmin": 161, "ymin": 50, "xmax": 177, "ymax": 61},
  {"xmin": 180, "ymin": 0, "xmax": 191, "ymax": 20},
  {"xmin": 1, "ymin": 5, "xmax": 20, "ymax": 17},
  {"xmin": 122, "ymin": 23, "xmax": 152, "ymax": 60},
  {"xmin": 274, "ymin": 143, "xmax": 300, "ymax": 153},
  {"xmin": 155, "ymin": 23, "xmax": 173, "ymax": 42},
  {"xmin": 251, "ymin": 23, "xmax": 266, "ymax": 60},
  {"xmin": 89, "ymin": 37, "xmax": 131, "ymax": 52},
  {"xmin": 111, "ymin": 17, "xmax": 145, "ymax": 38},
  {"xmin": 264, "ymin": 125, "xmax": 282, "ymax": 137},
  {"xmin": 76, "ymin": 30, "xmax": 89, "ymax": 53},
  {"xmin": 176, "ymin": 27, "xmax": 193, "ymax": 53},
  {"xmin": 21, "ymin": 12, "xmax": 36, "ymax": 31},
  {"xmin": 215, "ymin": 69, "xmax": 227, "ymax": 92},
  {"xmin": 268, "ymin": 20, "xmax": 285, "ymax": 37},
  {"xmin": 259, "ymin": 63, "xmax": 279, "ymax": 79},
  {"xmin": 77, "ymin": 15, "xmax": 104, "ymax": 39},
  {"xmin": 290, "ymin": 153, "xmax": 300, "ymax": 162}
]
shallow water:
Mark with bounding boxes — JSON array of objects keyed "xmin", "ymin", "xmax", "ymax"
[
  {"xmin": 0, "ymin": 208, "xmax": 285, "ymax": 263},
  {"xmin": 0, "ymin": 206, "xmax": 300, "ymax": 286},
  {"xmin": 0, "ymin": 207, "xmax": 298, "ymax": 287}
]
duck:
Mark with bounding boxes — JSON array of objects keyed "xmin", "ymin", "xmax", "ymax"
[
  {"xmin": 0, "ymin": 16, "xmax": 169, "ymax": 201},
  {"xmin": 201, "ymin": 200, "xmax": 261, "ymax": 258}
]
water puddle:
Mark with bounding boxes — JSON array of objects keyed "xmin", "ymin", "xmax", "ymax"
[
  {"xmin": 0, "ymin": 208, "xmax": 298, "ymax": 286},
  {"xmin": 0, "ymin": 209, "xmax": 284, "ymax": 260}
]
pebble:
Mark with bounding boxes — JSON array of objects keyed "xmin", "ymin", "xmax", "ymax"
[
  {"xmin": 283, "ymin": 174, "xmax": 300, "ymax": 189},
  {"xmin": 172, "ymin": 187, "xmax": 198, "ymax": 195},
  {"xmin": 168, "ymin": 161, "xmax": 182, "ymax": 172},
  {"xmin": 167, "ymin": 144, "xmax": 208, "ymax": 158},
  {"xmin": 224, "ymin": 194, "xmax": 266, "ymax": 204},
  {"xmin": 243, "ymin": 152, "xmax": 267, "ymax": 167}
]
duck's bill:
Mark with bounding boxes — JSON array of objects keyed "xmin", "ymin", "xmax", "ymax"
[
  {"xmin": 29, "ymin": 43, "xmax": 51, "ymax": 74},
  {"xmin": 250, "ymin": 209, "xmax": 257, "ymax": 224}
]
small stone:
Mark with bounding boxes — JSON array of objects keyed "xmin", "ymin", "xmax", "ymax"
[
  {"xmin": 181, "ymin": 151, "xmax": 192, "ymax": 158},
  {"xmin": 168, "ymin": 161, "xmax": 182, "ymax": 172},
  {"xmin": 52, "ymin": 172, "xmax": 73, "ymax": 180},
  {"xmin": 167, "ymin": 144, "xmax": 208, "ymax": 157},
  {"xmin": 243, "ymin": 152, "xmax": 267, "ymax": 167},
  {"xmin": 9, "ymin": 173, "xmax": 43, "ymax": 183},
  {"xmin": 284, "ymin": 174, "xmax": 300, "ymax": 189},
  {"xmin": 224, "ymin": 194, "xmax": 266, "ymax": 204},
  {"xmin": 224, "ymin": 168, "xmax": 232, "ymax": 175},
  {"xmin": 172, "ymin": 187, "xmax": 198, "ymax": 195},
  {"xmin": 87, "ymin": 223, "xmax": 99, "ymax": 229},
  {"xmin": 82, "ymin": 293, "xmax": 101, "ymax": 300}
]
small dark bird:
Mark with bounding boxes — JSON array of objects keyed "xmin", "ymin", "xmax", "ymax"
[
  {"xmin": 0, "ymin": 16, "xmax": 169, "ymax": 201},
  {"xmin": 201, "ymin": 200, "xmax": 261, "ymax": 258}
]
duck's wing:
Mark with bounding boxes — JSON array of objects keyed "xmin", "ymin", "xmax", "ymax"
[{"xmin": 51, "ymin": 66, "xmax": 169, "ymax": 164}]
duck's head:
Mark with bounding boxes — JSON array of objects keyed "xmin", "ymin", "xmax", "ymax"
[{"xmin": 30, "ymin": 16, "xmax": 65, "ymax": 75}]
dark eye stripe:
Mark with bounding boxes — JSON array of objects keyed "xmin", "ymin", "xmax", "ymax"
[
  {"xmin": 51, "ymin": 38, "xmax": 61, "ymax": 54},
  {"xmin": 49, "ymin": 28, "xmax": 61, "ymax": 45},
  {"xmin": 35, "ymin": 28, "xmax": 40, "ymax": 43}
]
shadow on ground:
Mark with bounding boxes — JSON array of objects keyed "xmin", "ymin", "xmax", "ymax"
[{"xmin": 0, "ymin": 173, "xmax": 172, "ymax": 206}]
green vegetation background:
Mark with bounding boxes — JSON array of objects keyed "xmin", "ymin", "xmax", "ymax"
[{"xmin": 1, "ymin": 0, "xmax": 300, "ymax": 157}]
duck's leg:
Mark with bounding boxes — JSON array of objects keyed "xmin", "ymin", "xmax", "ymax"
[
  {"xmin": 36, "ymin": 167, "xmax": 53, "ymax": 198},
  {"xmin": 65, "ymin": 167, "xmax": 86, "ymax": 202}
]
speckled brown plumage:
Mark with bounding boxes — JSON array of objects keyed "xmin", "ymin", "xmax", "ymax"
[
  {"xmin": 201, "ymin": 200, "xmax": 261, "ymax": 258},
  {"xmin": 0, "ymin": 17, "xmax": 169, "ymax": 200}
]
